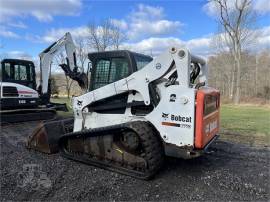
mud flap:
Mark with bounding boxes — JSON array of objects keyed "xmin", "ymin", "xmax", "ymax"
[{"xmin": 27, "ymin": 118, "xmax": 74, "ymax": 154}]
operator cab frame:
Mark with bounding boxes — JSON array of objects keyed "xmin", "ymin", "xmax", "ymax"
[
  {"xmin": 88, "ymin": 50, "xmax": 153, "ymax": 91},
  {"xmin": 1, "ymin": 59, "xmax": 37, "ymax": 90}
]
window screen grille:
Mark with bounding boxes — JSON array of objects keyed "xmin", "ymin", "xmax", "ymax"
[{"xmin": 92, "ymin": 57, "xmax": 129, "ymax": 90}]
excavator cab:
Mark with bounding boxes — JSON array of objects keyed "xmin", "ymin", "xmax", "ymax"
[{"xmin": 1, "ymin": 59, "xmax": 37, "ymax": 90}]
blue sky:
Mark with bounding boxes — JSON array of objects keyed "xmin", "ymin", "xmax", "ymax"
[{"xmin": 0, "ymin": 0, "xmax": 269, "ymax": 60}]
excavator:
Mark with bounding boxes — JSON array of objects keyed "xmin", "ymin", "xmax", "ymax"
[
  {"xmin": 0, "ymin": 33, "xmax": 87, "ymax": 123},
  {"xmin": 27, "ymin": 33, "xmax": 220, "ymax": 179}
]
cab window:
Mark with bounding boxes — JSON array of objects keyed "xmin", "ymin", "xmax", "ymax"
[
  {"xmin": 93, "ymin": 59, "xmax": 110, "ymax": 89},
  {"xmin": 92, "ymin": 57, "xmax": 129, "ymax": 90},
  {"xmin": 134, "ymin": 55, "xmax": 153, "ymax": 70},
  {"xmin": 29, "ymin": 63, "xmax": 35, "ymax": 81},
  {"xmin": 3, "ymin": 63, "xmax": 11, "ymax": 80},
  {"xmin": 14, "ymin": 64, "xmax": 27, "ymax": 80}
]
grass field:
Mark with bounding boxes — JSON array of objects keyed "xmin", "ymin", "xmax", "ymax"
[
  {"xmin": 220, "ymin": 104, "xmax": 270, "ymax": 146},
  {"xmin": 51, "ymin": 97, "xmax": 270, "ymax": 145},
  {"xmin": 221, "ymin": 104, "xmax": 270, "ymax": 135},
  {"xmin": 51, "ymin": 97, "xmax": 73, "ymax": 117}
]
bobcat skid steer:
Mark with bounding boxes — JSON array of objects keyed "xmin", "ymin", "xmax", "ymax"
[{"xmin": 28, "ymin": 47, "xmax": 220, "ymax": 179}]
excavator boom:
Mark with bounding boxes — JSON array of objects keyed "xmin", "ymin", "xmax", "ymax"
[{"xmin": 39, "ymin": 32, "xmax": 87, "ymax": 104}]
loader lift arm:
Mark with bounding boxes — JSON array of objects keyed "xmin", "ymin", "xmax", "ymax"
[
  {"xmin": 72, "ymin": 47, "xmax": 208, "ymax": 131},
  {"xmin": 39, "ymin": 32, "xmax": 87, "ymax": 103}
]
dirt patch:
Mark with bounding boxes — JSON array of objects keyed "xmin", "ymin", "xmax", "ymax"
[
  {"xmin": 220, "ymin": 131, "xmax": 269, "ymax": 147},
  {"xmin": 1, "ymin": 122, "xmax": 269, "ymax": 201}
]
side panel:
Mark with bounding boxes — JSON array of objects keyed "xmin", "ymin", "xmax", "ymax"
[
  {"xmin": 195, "ymin": 88, "xmax": 220, "ymax": 149},
  {"xmin": 83, "ymin": 113, "xmax": 141, "ymax": 129},
  {"xmin": 146, "ymin": 85, "xmax": 196, "ymax": 147},
  {"xmin": 0, "ymin": 82, "xmax": 39, "ymax": 109},
  {"xmin": 1, "ymin": 98, "xmax": 39, "ymax": 109}
]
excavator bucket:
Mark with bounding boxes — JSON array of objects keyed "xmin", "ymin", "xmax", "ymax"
[{"xmin": 27, "ymin": 118, "xmax": 74, "ymax": 154}]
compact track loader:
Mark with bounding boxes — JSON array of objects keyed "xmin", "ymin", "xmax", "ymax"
[{"xmin": 28, "ymin": 47, "xmax": 220, "ymax": 179}]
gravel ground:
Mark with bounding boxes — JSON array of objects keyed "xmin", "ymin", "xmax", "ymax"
[{"xmin": 1, "ymin": 121, "xmax": 269, "ymax": 201}]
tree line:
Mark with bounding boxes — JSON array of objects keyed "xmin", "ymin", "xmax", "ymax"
[{"xmin": 208, "ymin": 50, "xmax": 270, "ymax": 102}]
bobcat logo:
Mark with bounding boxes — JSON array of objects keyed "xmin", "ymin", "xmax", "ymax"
[
  {"xmin": 77, "ymin": 100, "xmax": 83, "ymax": 106},
  {"xmin": 162, "ymin": 113, "xmax": 169, "ymax": 120}
]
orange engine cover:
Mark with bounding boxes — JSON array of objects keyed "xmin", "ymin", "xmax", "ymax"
[{"xmin": 195, "ymin": 88, "xmax": 220, "ymax": 149}]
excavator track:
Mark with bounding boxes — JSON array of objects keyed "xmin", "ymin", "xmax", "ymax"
[
  {"xmin": 59, "ymin": 121, "xmax": 164, "ymax": 180},
  {"xmin": 0, "ymin": 108, "xmax": 56, "ymax": 125}
]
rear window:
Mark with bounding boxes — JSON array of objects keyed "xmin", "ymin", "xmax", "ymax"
[
  {"xmin": 134, "ymin": 54, "xmax": 152, "ymax": 70},
  {"xmin": 204, "ymin": 95, "xmax": 219, "ymax": 116}
]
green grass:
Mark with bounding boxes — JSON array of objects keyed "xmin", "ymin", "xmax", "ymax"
[
  {"xmin": 51, "ymin": 97, "xmax": 73, "ymax": 117},
  {"xmin": 221, "ymin": 104, "xmax": 270, "ymax": 136}
]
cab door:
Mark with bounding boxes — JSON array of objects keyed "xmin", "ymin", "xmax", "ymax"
[{"xmin": 90, "ymin": 57, "xmax": 130, "ymax": 90}]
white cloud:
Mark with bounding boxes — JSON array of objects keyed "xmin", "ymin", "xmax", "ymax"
[
  {"xmin": 0, "ymin": 26, "xmax": 20, "ymax": 38},
  {"xmin": 7, "ymin": 21, "xmax": 27, "ymax": 29},
  {"xmin": 0, "ymin": 0, "xmax": 82, "ymax": 23},
  {"xmin": 256, "ymin": 26, "xmax": 270, "ymax": 47},
  {"xmin": 253, "ymin": 0, "xmax": 270, "ymax": 14},
  {"xmin": 203, "ymin": 0, "xmax": 270, "ymax": 16},
  {"xmin": 26, "ymin": 26, "xmax": 89, "ymax": 43},
  {"xmin": 111, "ymin": 19, "xmax": 128, "ymax": 30},
  {"xmin": 1, "ymin": 51, "xmax": 33, "ymax": 60},
  {"xmin": 122, "ymin": 36, "xmax": 211, "ymax": 57},
  {"xmin": 122, "ymin": 37, "xmax": 184, "ymax": 56},
  {"xmin": 115, "ymin": 4, "xmax": 183, "ymax": 40},
  {"xmin": 27, "ymin": 4, "xmax": 182, "ymax": 44},
  {"xmin": 203, "ymin": 0, "xmax": 233, "ymax": 16},
  {"xmin": 186, "ymin": 37, "xmax": 212, "ymax": 54},
  {"xmin": 122, "ymin": 26, "xmax": 270, "ymax": 57},
  {"xmin": 42, "ymin": 26, "xmax": 89, "ymax": 43}
]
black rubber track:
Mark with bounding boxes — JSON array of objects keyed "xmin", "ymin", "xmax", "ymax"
[
  {"xmin": 0, "ymin": 109, "xmax": 56, "ymax": 125},
  {"xmin": 59, "ymin": 121, "xmax": 164, "ymax": 180}
]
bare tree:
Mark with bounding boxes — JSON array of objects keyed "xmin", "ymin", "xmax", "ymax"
[
  {"xmin": 210, "ymin": 0, "xmax": 257, "ymax": 104},
  {"xmin": 208, "ymin": 50, "xmax": 270, "ymax": 103},
  {"xmin": 111, "ymin": 23, "xmax": 126, "ymax": 50},
  {"xmin": 87, "ymin": 19, "xmax": 126, "ymax": 51},
  {"xmin": 54, "ymin": 53, "xmax": 74, "ymax": 98},
  {"xmin": 75, "ymin": 37, "xmax": 88, "ymax": 72},
  {"xmin": 50, "ymin": 76, "xmax": 59, "ymax": 97}
]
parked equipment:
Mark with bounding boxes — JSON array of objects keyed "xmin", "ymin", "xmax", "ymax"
[
  {"xmin": 0, "ymin": 33, "xmax": 87, "ymax": 123},
  {"xmin": 28, "ymin": 45, "xmax": 220, "ymax": 179}
]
